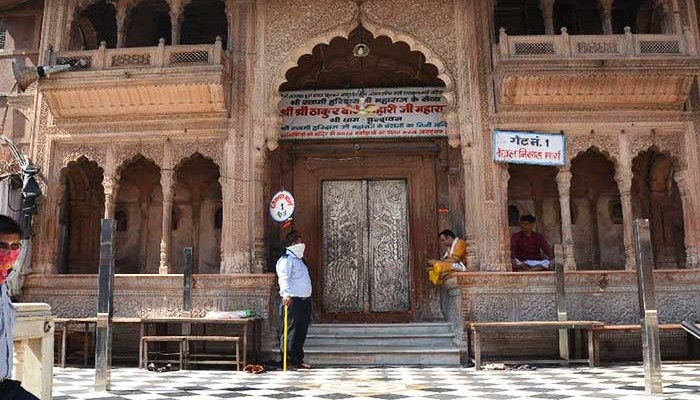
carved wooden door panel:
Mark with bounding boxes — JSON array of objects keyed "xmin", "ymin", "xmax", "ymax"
[{"xmin": 321, "ymin": 180, "xmax": 410, "ymax": 315}]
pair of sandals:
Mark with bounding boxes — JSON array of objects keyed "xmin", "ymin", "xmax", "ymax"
[
  {"xmin": 244, "ymin": 364, "xmax": 266, "ymax": 374},
  {"xmin": 147, "ymin": 362, "xmax": 173, "ymax": 373}
]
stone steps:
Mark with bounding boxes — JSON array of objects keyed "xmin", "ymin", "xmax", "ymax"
[{"xmin": 276, "ymin": 323, "xmax": 461, "ymax": 366}]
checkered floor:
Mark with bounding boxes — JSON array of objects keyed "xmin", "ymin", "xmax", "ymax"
[{"xmin": 52, "ymin": 364, "xmax": 700, "ymax": 400}]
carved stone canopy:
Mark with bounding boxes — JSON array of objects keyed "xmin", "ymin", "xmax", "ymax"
[{"xmin": 280, "ymin": 26, "xmax": 445, "ymax": 91}]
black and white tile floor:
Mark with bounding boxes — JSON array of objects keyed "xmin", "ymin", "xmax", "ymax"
[{"xmin": 53, "ymin": 364, "xmax": 700, "ymax": 400}]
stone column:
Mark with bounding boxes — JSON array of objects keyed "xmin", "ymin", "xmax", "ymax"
[
  {"xmin": 674, "ymin": 169, "xmax": 700, "ymax": 268},
  {"xmin": 598, "ymin": 0, "xmax": 614, "ymax": 34},
  {"xmin": 63, "ymin": 0, "xmax": 78, "ymax": 50},
  {"xmin": 115, "ymin": 1, "xmax": 128, "ymax": 48},
  {"xmin": 159, "ymin": 169, "xmax": 175, "ymax": 274},
  {"xmin": 556, "ymin": 167, "xmax": 576, "ymax": 270},
  {"xmin": 167, "ymin": 0, "xmax": 189, "ymax": 45},
  {"xmin": 102, "ymin": 175, "xmax": 117, "ymax": 219},
  {"xmin": 220, "ymin": 0, "xmax": 257, "ymax": 273},
  {"xmin": 615, "ymin": 166, "xmax": 636, "ymax": 270},
  {"xmin": 539, "ymin": 0, "xmax": 556, "ymax": 35}
]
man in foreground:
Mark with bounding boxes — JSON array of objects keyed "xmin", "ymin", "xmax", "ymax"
[{"xmin": 0, "ymin": 215, "xmax": 39, "ymax": 400}]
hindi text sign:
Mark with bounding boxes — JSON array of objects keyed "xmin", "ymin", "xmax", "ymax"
[
  {"xmin": 270, "ymin": 190, "xmax": 295, "ymax": 223},
  {"xmin": 279, "ymin": 87, "xmax": 448, "ymax": 140},
  {"xmin": 493, "ymin": 130, "xmax": 565, "ymax": 166}
]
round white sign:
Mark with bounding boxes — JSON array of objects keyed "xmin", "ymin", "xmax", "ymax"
[{"xmin": 269, "ymin": 190, "xmax": 295, "ymax": 222}]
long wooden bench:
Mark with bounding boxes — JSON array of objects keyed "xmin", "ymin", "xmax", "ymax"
[
  {"xmin": 142, "ymin": 336, "xmax": 186, "ymax": 369},
  {"xmin": 469, "ymin": 321, "xmax": 604, "ymax": 370},
  {"xmin": 184, "ymin": 336, "xmax": 241, "ymax": 371},
  {"xmin": 592, "ymin": 323, "xmax": 699, "ymax": 361}
]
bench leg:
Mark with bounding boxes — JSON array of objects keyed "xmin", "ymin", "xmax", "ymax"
[
  {"xmin": 236, "ymin": 341, "xmax": 240, "ymax": 371},
  {"xmin": 588, "ymin": 329, "xmax": 599, "ymax": 367},
  {"xmin": 61, "ymin": 326, "xmax": 67, "ymax": 368},
  {"xmin": 179, "ymin": 340, "xmax": 184, "ymax": 371},
  {"xmin": 474, "ymin": 330, "xmax": 482, "ymax": 370},
  {"xmin": 144, "ymin": 340, "xmax": 148, "ymax": 370}
]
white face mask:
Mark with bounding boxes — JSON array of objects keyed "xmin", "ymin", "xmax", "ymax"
[{"xmin": 288, "ymin": 243, "xmax": 305, "ymax": 258}]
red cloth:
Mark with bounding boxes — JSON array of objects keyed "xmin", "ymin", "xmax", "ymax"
[{"xmin": 510, "ymin": 231, "xmax": 553, "ymax": 261}]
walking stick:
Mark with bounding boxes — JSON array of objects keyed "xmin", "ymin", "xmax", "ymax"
[{"xmin": 283, "ymin": 303, "xmax": 289, "ymax": 372}]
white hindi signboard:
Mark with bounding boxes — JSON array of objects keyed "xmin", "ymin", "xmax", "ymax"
[
  {"xmin": 493, "ymin": 130, "xmax": 566, "ymax": 166},
  {"xmin": 269, "ymin": 190, "xmax": 295, "ymax": 223},
  {"xmin": 279, "ymin": 87, "xmax": 448, "ymax": 140}
]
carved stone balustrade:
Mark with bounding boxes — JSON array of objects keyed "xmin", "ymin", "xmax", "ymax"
[
  {"xmin": 493, "ymin": 28, "xmax": 699, "ymax": 112},
  {"xmin": 12, "ymin": 303, "xmax": 54, "ymax": 400},
  {"xmin": 40, "ymin": 38, "xmax": 229, "ymax": 121},
  {"xmin": 496, "ymin": 28, "xmax": 697, "ymax": 60}
]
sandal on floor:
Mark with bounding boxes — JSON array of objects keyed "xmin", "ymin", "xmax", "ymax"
[
  {"xmin": 295, "ymin": 362, "xmax": 312, "ymax": 369},
  {"xmin": 244, "ymin": 364, "xmax": 255, "ymax": 373},
  {"xmin": 252, "ymin": 365, "xmax": 265, "ymax": 374}
]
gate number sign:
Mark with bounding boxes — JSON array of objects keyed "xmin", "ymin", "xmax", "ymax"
[{"xmin": 270, "ymin": 190, "xmax": 295, "ymax": 223}]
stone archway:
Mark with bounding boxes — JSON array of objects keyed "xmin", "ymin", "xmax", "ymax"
[
  {"xmin": 264, "ymin": 25, "xmax": 460, "ymax": 322},
  {"xmin": 632, "ymin": 148, "xmax": 686, "ymax": 268},
  {"xmin": 58, "ymin": 157, "xmax": 104, "ymax": 274},
  {"xmin": 265, "ymin": 22, "xmax": 458, "ymax": 151}
]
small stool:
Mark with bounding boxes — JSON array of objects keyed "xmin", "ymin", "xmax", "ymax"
[{"xmin": 184, "ymin": 336, "xmax": 240, "ymax": 371}]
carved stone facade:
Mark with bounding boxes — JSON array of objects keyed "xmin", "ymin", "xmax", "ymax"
[{"xmin": 2, "ymin": 0, "xmax": 700, "ymax": 357}]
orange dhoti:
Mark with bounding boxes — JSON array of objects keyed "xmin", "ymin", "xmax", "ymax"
[{"xmin": 428, "ymin": 237, "xmax": 468, "ymax": 285}]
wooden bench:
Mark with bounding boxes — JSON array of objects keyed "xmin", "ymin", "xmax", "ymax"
[
  {"xmin": 469, "ymin": 321, "xmax": 604, "ymax": 370},
  {"xmin": 592, "ymin": 323, "xmax": 700, "ymax": 361},
  {"xmin": 184, "ymin": 336, "xmax": 241, "ymax": 371},
  {"xmin": 142, "ymin": 336, "xmax": 186, "ymax": 369}
]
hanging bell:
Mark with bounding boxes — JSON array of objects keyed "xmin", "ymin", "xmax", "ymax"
[{"xmin": 353, "ymin": 43, "xmax": 370, "ymax": 58}]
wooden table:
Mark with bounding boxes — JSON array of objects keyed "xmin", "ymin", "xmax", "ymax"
[
  {"xmin": 54, "ymin": 317, "xmax": 141, "ymax": 368},
  {"xmin": 469, "ymin": 320, "xmax": 604, "ymax": 370},
  {"xmin": 138, "ymin": 316, "xmax": 262, "ymax": 369}
]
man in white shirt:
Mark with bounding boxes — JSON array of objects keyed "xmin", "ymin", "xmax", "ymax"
[{"xmin": 276, "ymin": 230, "xmax": 312, "ymax": 369}]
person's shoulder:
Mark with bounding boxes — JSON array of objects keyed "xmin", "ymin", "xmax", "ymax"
[{"xmin": 510, "ymin": 231, "xmax": 522, "ymax": 239}]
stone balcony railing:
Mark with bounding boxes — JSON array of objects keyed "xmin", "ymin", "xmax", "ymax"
[
  {"xmin": 50, "ymin": 37, "xmax": 225, "ymax": 70},
  {"xmin": 495, "ymin": 27, "xmax": 698, "ymax": 61},
  {"xmin": 40, "ymin": 38, "xmax": 229, "ymax": 121},
  {"xmin": 12, "ymin": 303, "xmax": 54, "ymax": 400}
]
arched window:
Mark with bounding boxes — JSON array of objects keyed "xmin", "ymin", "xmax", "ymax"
[
  {"xmin": 508, "ymin": 205, "xmax": 520, "ymax": 227},
  {"xmin": 115, "ymin": 210, "xmax": 128, "ymax": 231},
  {"xmin": 214, "ymin": 207, "xmax": 223, "ymax": 229},
  {"xmin": 609, "ymin": 201, "xmax": 623, "ymax": 225}
]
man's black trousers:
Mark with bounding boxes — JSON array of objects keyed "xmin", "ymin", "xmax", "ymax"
[
  {"xmin": 279, "ymin": 297, "xmax": 312, "ymax": 366},
  {"xmin": 0, "ymin": 380, "xmax": 40, "ymax": 400}
]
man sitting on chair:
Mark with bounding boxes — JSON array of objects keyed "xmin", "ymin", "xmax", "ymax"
[
  {"xmin": 428, "ymin": 229, "xmax": 468, "ymax": 285},
  {"xmin": 510, "ymin": 214, "xmax": 554, "ymax": 272}
]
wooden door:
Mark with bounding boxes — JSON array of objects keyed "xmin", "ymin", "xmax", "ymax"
[{"xmin": 321, "ymin": 180, "xmax": 410, "ymax": 314}]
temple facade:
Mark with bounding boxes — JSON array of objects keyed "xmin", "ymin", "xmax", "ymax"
[{"xmin": 1, "ymin": 0, "xmax": 699, "ymax": 360}]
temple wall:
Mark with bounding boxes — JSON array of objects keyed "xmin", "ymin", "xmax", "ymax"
[{"xmin": 20, "ymin": 274, "xmax": 279, "ymax": 359}]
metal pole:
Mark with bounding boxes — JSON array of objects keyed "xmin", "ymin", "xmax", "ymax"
[
  {"xmin": 95, "ymin": 219, "xmax": 116, "ymax": 391},
  {"xmin": 554, "ymin": 244, "xmax": 569, "ymax": 361},
  {"xmin": 633, "ymin": 219, "xmax": 663, "ymax": 395},
  {"xmin": 183, "ymin": 247, "xmax": 193, "ymax": 313}
]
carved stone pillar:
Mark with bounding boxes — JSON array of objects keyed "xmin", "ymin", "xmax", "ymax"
[
  {"xmin": 598, "ymin": 0, "xmax": 614, "ymax": 34},
  {"xmin": 615, "ymin": 167, "xmax": 636, "ymax": 270},
  {"xmin": 674, "ymin": 169, "xmax": 700, "ymax": 268},
  {"xmin": 167, "ymin": 0, "xmax": 189, "ymax": 45},
  {"xmin": 220, "ymin": 0, "xmax": 257, "ymax": 273},
  {"xmin": 102, "ymin": 175, "xmax": 118, "ymax": 219},
  {"xmin": 115, "ymin": 1, "xmax": 128, "ymax": 48},
  {"xmin": 159, "ymin": 169, "xmax": 175, "ymax": 274},
  {"xmin": 556, "ymin": 167, "xmax": 576, "ymax": 270},
  {"xmin": 63, "ymin": 0, "xmax": 78, "ymax": 50},
  {"xmin": 539, "ymin": 0, "xmax": 556, "ymax": 35}
]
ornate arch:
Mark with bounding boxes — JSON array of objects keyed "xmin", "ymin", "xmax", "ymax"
[
  {"xmin": 566, "ymin": 135, "xmax": 620, "ymax": 167},
  {"xmin": 56, "ymin": 144, "xmax": 108, "ymax": 170},
  {"xmin": 114, "ymin": 142, "xmax": 165, "ymax": 174},
  {"xmin": 629, "ymin": 133, "xmax": 685, "ymax": 170},
  {"xmin": 171, "ymin": 140, "xmax": 224, "ymax": 170},
  {"xmin": 265, "ymin": 20, "xmax": 457, "ymax": 151}
]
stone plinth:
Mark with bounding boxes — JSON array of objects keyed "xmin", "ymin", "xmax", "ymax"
[{"xmin": 13, "ymin": 303, "xmax": 54, "ymax": 400}]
